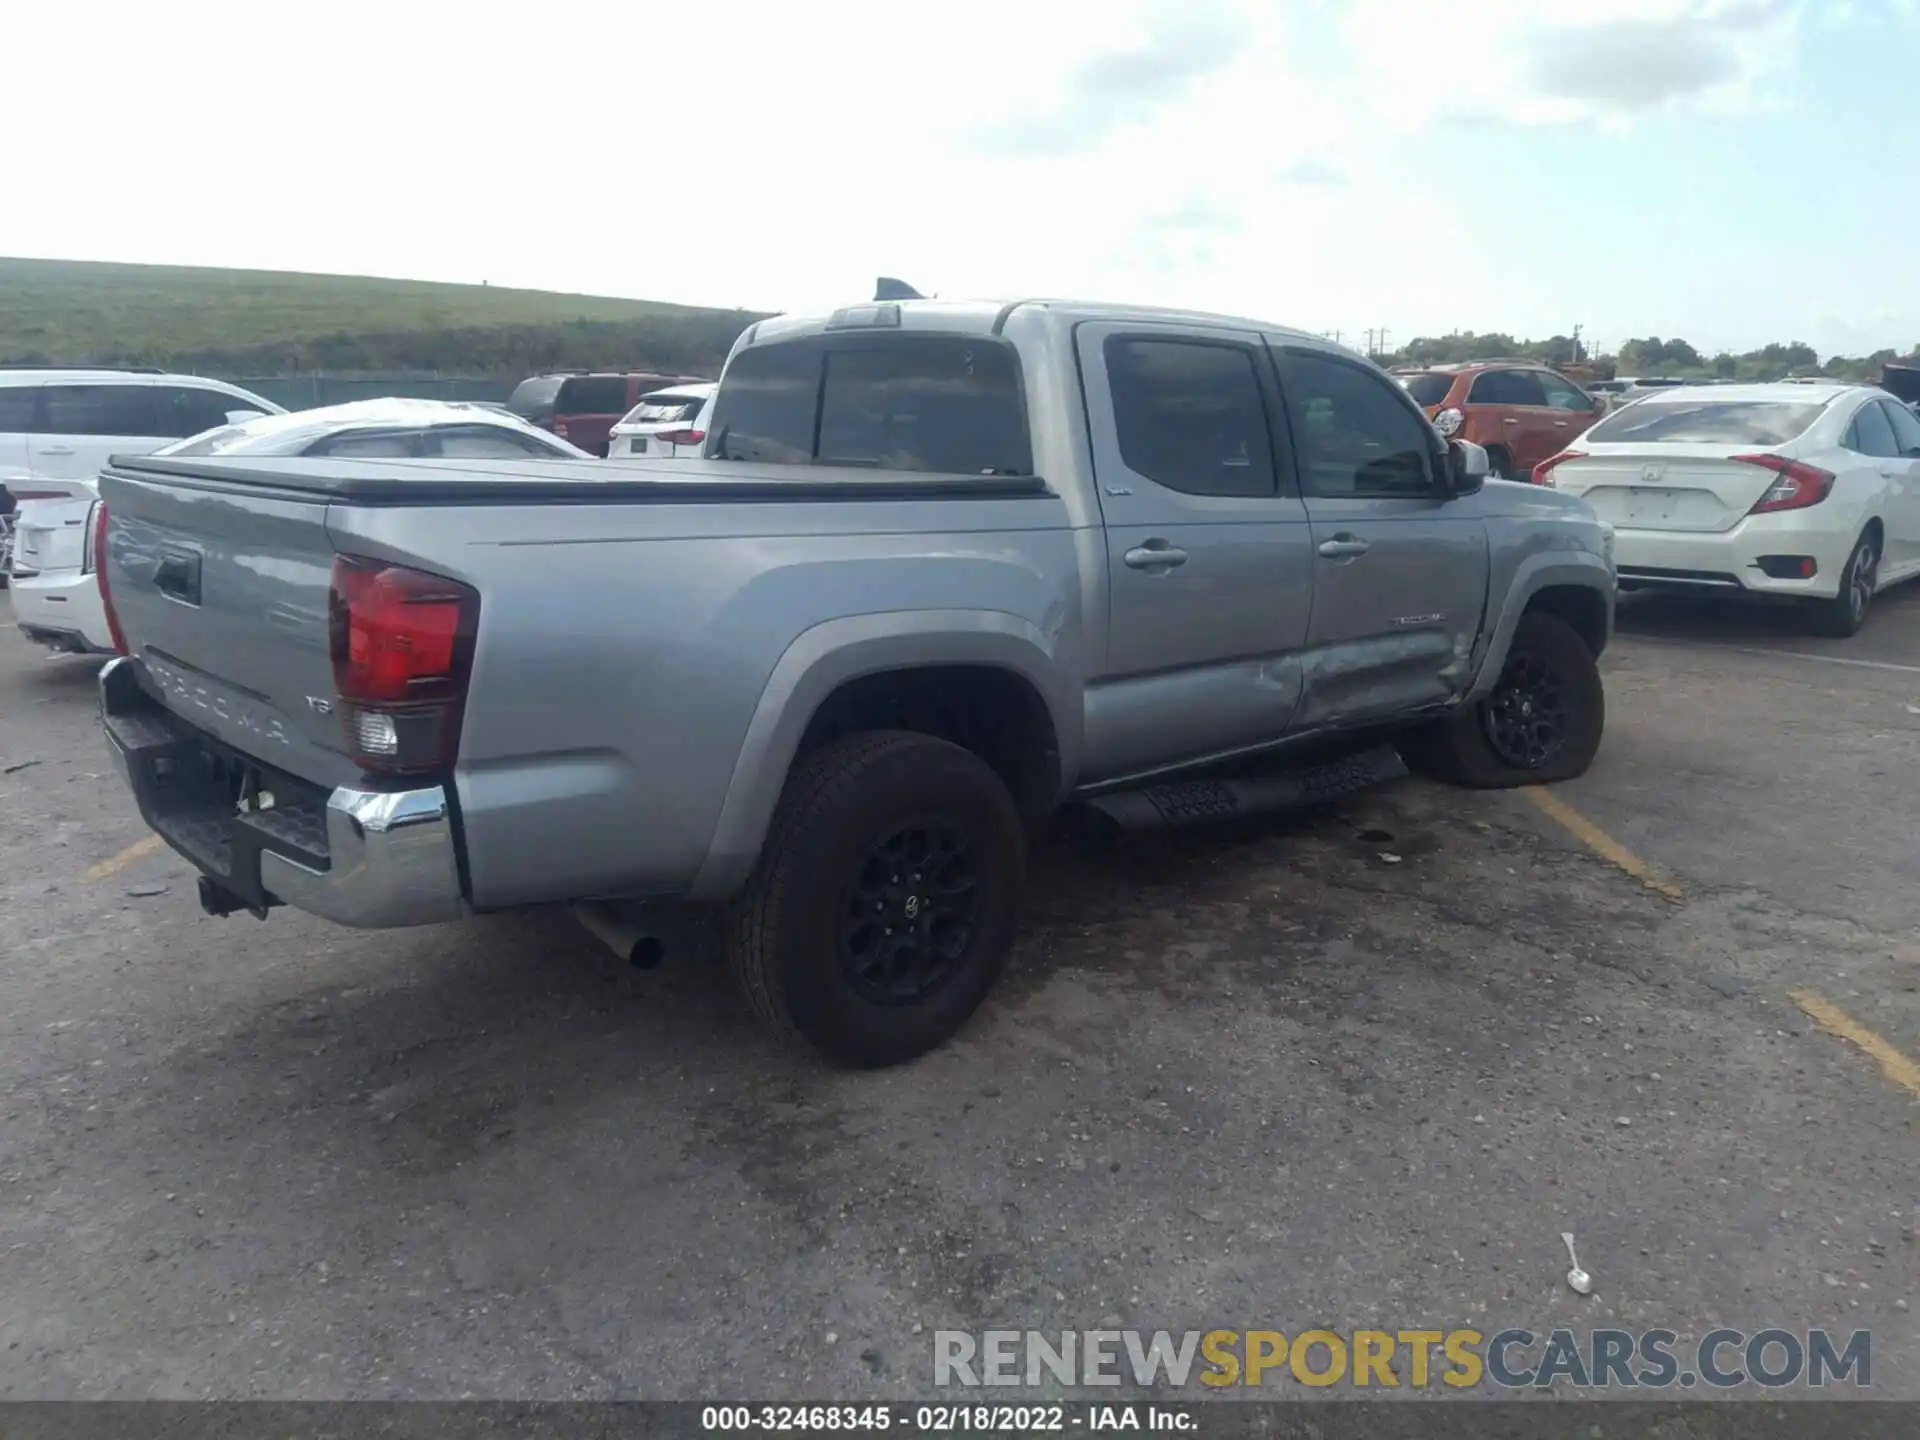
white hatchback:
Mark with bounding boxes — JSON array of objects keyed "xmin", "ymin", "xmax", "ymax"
[
  {"xmin": 606, "ymin": 383, "xmax": 716, "ymax": 461},
  {"xmin": 1537, "ymin": 382, "xmax": 1920, "ymax": 636}
]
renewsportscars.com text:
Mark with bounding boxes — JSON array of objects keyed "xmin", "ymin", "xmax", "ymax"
[{"xmin": 933, "ymin": 1327, "xmax": 1872, "ymax": 1390}]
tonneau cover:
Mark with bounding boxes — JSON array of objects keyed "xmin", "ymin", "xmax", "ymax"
[{"xmin": 102, "ymin": 452, "xmax": 1051, "ymax": 505}]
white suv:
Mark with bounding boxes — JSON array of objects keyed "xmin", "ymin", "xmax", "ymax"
[{"xmin": 3, "ymin": 368, "xmax": 280, "ymax": 649}]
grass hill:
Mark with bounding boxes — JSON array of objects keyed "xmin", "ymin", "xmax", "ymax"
[{"xmin": 0, "ymin": 257, "xmax": 771, "ymax": 377}]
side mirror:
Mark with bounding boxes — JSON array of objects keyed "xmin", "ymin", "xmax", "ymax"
[
  {"xmin": 1447, "ymin": 438, "xmax": 1489, "ymax": 496},
  {"xmin": 225, "ymin": 409, "xmax": 266, "ymax": 425}
]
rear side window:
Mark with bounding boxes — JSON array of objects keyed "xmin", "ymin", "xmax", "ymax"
[
  {"xmin": 1467, "ymin": 369, "xmax": 1547, "ymax": 406},
  {"xmin": 1844, "ymin": 400, "xmax": 1899, "ymax": 458},
  {"xmin": 816, "ymin": 341, "xmax": 1031, "ymax": 475},
  {"xmin": 1104, "ymin": 338, "xmax": 1275, "ymax": 497},
  {"xmin": 710, "ymin": 335, "xmax": 1033, "ymax": 475},
  {"xmin": 430, "ymin": 428, "xmax": 561, "ymax": 458},
  {"xmin": 1589, "ymin": 400, "xmax": 1826, "ymax": 446},
  {"xmin": 1277, "ymin": 349, "xmax": 1436, "ymax": 498},
  {"xmin": 555, "ymin": 377, "xmax": 632, "ymax": 415},
  {"xmin": 42, "ymin": 384, "xmax": 159, "ymax": 437},
  {"xmin": 0, "ymin": 385, "xmax": 40, "ymax": 432},
  {"xmin": 314, "ymin": 433, "xmax": 420, "ymax": 458},
  {"xmin": 1398, "ymin": 373, "xmax": 1453, "ymax": 407}
]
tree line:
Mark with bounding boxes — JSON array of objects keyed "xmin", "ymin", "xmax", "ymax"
[{"xmin": 1386, "ymin": 331, "xmax": 1919, "ymax": 384}]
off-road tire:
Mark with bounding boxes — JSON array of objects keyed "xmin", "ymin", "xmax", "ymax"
[
  {"xmin": 1400, "ymin": 611, "xmax": 1605, "ymax": 789},
  {"xmin": 1806, "ymin": 528, "xmax": 1879, "ymax": 639},
  {"xmin": 1485, "ymin": 446, "xmax": 1515, "ymax": 481},
  {"xmin": 723, "ymin": 730, "xmax": 1026, "ymax": 1068}
]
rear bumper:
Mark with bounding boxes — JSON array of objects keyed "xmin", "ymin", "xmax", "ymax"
[
  {"xmin": 11, "ymin": 567, "xmax": 116, "ymax": 653},
  {"xmin": 1610, "ymin": 521, "xmax": 1853, "ymax": 600},
  {"xmin": 99, "ymin": 656, "xmax": 469, "ymax": 928}
]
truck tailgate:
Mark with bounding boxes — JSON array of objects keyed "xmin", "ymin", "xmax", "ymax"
[{"xmin": 98, "ymin": 467, "xmax": 358, "ymax": 792}]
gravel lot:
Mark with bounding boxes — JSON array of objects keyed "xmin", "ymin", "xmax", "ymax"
[{"xmin": 1, "ymin": 588, "xmax": 1916, "ymax": 1400}]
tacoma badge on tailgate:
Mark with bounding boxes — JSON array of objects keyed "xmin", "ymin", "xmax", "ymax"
[{"xmin": 146, "ymin": 656, "xmax": 293, "ymax": 748}]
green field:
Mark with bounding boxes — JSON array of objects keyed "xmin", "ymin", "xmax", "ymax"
[{"xmin": 0, "ymin": 257, "xmax": 769, "ymax": 376}]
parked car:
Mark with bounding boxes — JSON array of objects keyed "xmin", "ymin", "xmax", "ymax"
[
  {"xmin": 607, "ymin": 383, "xmax": 717, "ymax": 460},
  {"xmin": 505, "ymin": 371, "xmax": 709, "ymax": 456},
  {"xmin": 1394, "ymin": 361, "xmax": 1603, "ymax": 479},
  {"xmin": 0, "ymin": 368, "xmax": 280, "ymax": 508},
  {"xmin": 1534, "ymin": 382, "xmax": 1920, "ymax": 636},
  {"xmin": 93, "ymin": 296, "xmax": 1615, "ymax": 1067},
  {"xmin": 10, "ymin": 399, "xmax": 588, "ymax": 657}
]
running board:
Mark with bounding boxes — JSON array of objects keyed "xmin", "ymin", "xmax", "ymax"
[{"xmin": 1075, "ymin": 743, "xmax": 1408, "ymax": 834}]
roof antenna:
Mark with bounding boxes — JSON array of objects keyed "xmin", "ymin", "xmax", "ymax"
[{"xmin": 874, "ymin": 277, "xmax": 925, "ymax": 301}]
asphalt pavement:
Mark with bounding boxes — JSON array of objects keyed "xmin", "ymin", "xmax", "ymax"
[{"xmin": 0, "ymin": 586, "xmax": 1915, "ymax": 1400}]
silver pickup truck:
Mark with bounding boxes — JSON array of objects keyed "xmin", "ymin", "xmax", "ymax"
[{"xmin": 95, "ymin": 297, "xmax": 1616, "ymax": 1066}]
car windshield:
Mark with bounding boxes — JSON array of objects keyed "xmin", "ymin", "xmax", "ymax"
[
  {"xmin": 1585, "ymin": 399, "xmax": 1828, "ymax": 446},
  {"xmin": 1397, "ymin": 373, "xmax": 1453, "ymax": 407}
]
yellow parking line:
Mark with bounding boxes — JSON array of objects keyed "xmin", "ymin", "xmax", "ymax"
[
  {"xmin": 1522, "ymin": 787, "xmax": 1684, "ymax": 904},
  {"xmin": 82, "ymin": 834, "xmax": 162, "ymax": 883},
  {"xmin": 1790, "ymin": 990, "xmax": 1920, "ymax": 1101}
]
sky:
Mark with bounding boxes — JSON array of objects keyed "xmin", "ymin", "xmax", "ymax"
[{"xmin": 10, "ymin": 0, "xmax": 1920, "ymax": 358}]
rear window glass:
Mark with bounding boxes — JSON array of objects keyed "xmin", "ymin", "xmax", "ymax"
[
  {"xmin": 710, "ymin": 335, "xmax": 1032, "ymax": 475},
  {"xmin": 555, "ymin": 377, "xmax": 632, "ymax": 415},
  {"xmin": 42, "ymin": 383, "xmax": 159, "ymax": 436},
  {"xmin": 1587, "ymin": 399, "xmax": 1827, "ymax": 446},
  {"xmin": 506, "ymin": 376, "xmax": 564, "ymax": 419},
  {"xmin": 625, "ymin": 398, "xmax": 703, "ymax": 424},
  {"xmin": 1397, "ymin": 373, "xmax": 1453, "ymax": 407}
]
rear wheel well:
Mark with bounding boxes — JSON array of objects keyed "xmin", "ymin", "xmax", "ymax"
[
  {"xmin": 1523, "ymin": 584, "xmax": 1609, "ymax": 657},
  {"xmin": 796, "ymin": 666, "xmax": 1061, "ymax": 821}
]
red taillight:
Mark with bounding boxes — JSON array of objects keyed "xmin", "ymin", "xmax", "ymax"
[
  {"xmin": 1736, "ymin": 453, "xmax": 1836, "ymax": 514},
  {"xmin": 93, "ymin": 502, "xmax": 129, "ymax": 655},
  {"xmin": 1533, "ymin": 450, "xmax": 1586, "ymax": 486},
  {"xmin": 657, "ymin": 428, "xmax": 705, "ymax": 447},
  {"xmin": 327, "ymin": 555, "xmax": 479, "ymax": 774},
  {"xmin": 552, "ymin": 420, "xmax": 571, "ymax": 437}
]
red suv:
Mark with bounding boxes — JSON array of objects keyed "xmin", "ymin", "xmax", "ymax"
[
  {"xmin": 506, "ymin": 371, "xmax": 709, "ymax": 457},
  {"xmin": 1393, "ymin": 362, "xmax": 1602, "ymax": 481}
]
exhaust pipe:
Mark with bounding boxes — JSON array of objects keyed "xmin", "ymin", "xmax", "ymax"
[
  {"xmin": 1076, "ymin": 742, "xmax": 1408, "ymax": 835},
  {"xmin": 573, "ymin": 902, "xmax": 664, "ymax": 969}
]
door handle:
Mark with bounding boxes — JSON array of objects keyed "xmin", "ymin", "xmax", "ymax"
[
  {"xmin": 36, "ymin": 445, "xmax": 75, "ymax": 456},
  {"xmin": 1503, "ymin": 418, "xmax": 1520, "ymax": 425},
  {"xmin": 1553, "ymin": 421, "xmax": 1569, "ymax": 428},
  {"xmin": 1123, "ymin": 540, "xmax": 1188, "ymax": 571},
  {"xmin": 1317, "ymin": 536, "xmax": 1371, "ymax": 559},
  {"xmin": 1880, "ymin": 468, "xmax": 1900, "ymax": 479}
]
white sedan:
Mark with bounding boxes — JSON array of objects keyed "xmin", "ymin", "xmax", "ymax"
[
  {"xmin": 1535, "ymin": 382, "xmax": 1920, "ymax": 636},
  {"xmin": 8, "ymin": 398, "xmax": 588, "ymax": 657}
]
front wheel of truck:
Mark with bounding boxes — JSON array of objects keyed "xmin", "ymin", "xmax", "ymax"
[
  {"xmin": 1400, "ymin": 611, "xmax": 1605, "ymax": 789},
  {"xmin": 724, "ymin": 730, "xmax": 1027, "ymax": 1068}
]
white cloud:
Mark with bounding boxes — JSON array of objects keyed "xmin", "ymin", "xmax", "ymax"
[{"xmin": 1344, "ymin": 0, "xmax": 1805, "ymax": 132}]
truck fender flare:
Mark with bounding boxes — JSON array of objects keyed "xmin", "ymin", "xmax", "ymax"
[
  {"xmin": 687, "ymin": 609, "xmax": 1080, "ymax": 901},
  {"xmin": 1465, "ymin": 551, "xmax": 1615, "ymax": 702}
]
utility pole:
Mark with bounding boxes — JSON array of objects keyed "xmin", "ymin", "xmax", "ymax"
[
  {"xmin": 1363, "ymin": 327, "xmax": 1376, "ymax": 357},
  {"xmin": 1572, "ymin": 324, "xmax": 1584, "ymax": 362}
]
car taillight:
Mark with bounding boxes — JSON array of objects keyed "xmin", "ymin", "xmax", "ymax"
[
  {"xmin": 1736, "ymin": 454, "xmax": 1836, "ymax": 514},
  {"xmin": 553, "ymin": 420, "xmax": 571, "ymax": 438},
  {"xmin": 1533, "ymin": 450, "xmax": 1585, "ymax": 486},
  {"xmin": 658, "ymin": 428, "xmax": 706, "ymax": 447},
  {"xmin": 93, "ymin": 502, "xmax": 128, "ymax": 655},
  {"xmin": 327, "ymin": 555, "xmax": 479, "ymax": 775}
]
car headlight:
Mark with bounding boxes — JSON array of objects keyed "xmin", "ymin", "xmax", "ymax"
[{"xmin": 1433, "ymin": 407, "xmax": 1464, "ymax": 438}]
